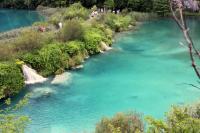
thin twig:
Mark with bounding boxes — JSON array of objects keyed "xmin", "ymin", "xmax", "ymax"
[{"xmin": 169, "ymin": 0, "xmax": 200, "ymax": 79}]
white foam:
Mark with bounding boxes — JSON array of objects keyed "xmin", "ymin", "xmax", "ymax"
[
  {"xmin": 100, "ymin": 41, "xmax": 112, "ymax": 51},
  {"xmin": 51, "ymin": 72, "xmax": 71, "ymax": 84},
  {"xmin": 30, "ymin": 87, "xmax": 55, "ymax": 99},
  {"xmin": 22, "ymin": 65, "xmax": 47, "ymax": 84}
]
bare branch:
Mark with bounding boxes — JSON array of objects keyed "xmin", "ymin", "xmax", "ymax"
[{"xmin": 169, "ymin": 0, "xmax": 200, "ymax": 79}]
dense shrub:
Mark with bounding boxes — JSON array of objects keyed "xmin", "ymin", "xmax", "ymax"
[
  {"xmin": 33, "ymin": 21, "xmax": 49, "ymax": 27},
  {"xmin": 147, "ymin": 105, "xmax": 200, "ymax": 133},
  {"xmin": 61, "ymin": 41, "xmax": 85, "ymax": 57},
  {"xmin": 22, "ymin": 41, "xmax": 88, "ymax": 74},
  {"xmin": 13, "ymin": 30, "xmax": 44, "ymax": 53},
  {"xmin": 95, "ymin": 112, "xmax": 144, "ymax": 133},
  {"xmin": 21, "ymin": 53, "xmax": 43, "ymax": 72},
  {"xmin": 83, "ymin": 28, "xmax": 104, "ymax": 55},
  {"xmin": 153, "ymin": 0, "xmax": 169, "ymax": 16},
  {"xmin": 22, "ymin": 43, "xmax": 69, "ymax": 76},
  {"xmin": 0, "ymin": 45, "xmax": 14, "ymax": 61},
  {"xmin": 49, "ymin": 11, "xmax": 64, "ymax": 25},
  {"xmin": 36, "ymin": 43, "xmax": 69, "ymax": 76},
  {"xmin": 90, "ymin": 21, "xmax": 113, "ymax": 45},
  {"xmin": 58, "ymin": 20, "xmax": 84, "ymax": 42},
  {"xmin": 103, "ymin": 13, "xmax": 132, "ymax": 32},
  {"xmin": 63, "ymin": 3, "xmax": 90, "ymax": 20},
  {"xmin": 0, "ymin": 62, "xmax": 24, "ymax": 99},
  {"xmin": 127, "ymin": 0, "xmax": 153, "ymax": 12},
  {"xmin": 188, "ymin": 102, "xmax": 200, "ymax": 119}
]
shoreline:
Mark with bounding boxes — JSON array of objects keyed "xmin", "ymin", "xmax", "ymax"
[{"xmin": 0, "ymin": 4, "xmax": 158, "ymax": 100}]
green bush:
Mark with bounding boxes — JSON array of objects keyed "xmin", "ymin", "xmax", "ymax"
[
  {"xmin": 95, "ymin": 112, "xmax": 144, "ymax": 133},
  {"xmin": 49, "ymin": 11, "xmax": 64, "ymax": 25},
  {"xmin": 58, "ymin": 20, "xmax": 84, "ymax": 42},
  {"xmin": 0, "ymin": 62, "xmax": 24, "ymax": 99},
  {"xmin": 14, "ymin": 30, "xmax": 44, "ymax": 53},
  {"xmin": 83, "ymin": 28, "xmax": 104, "ymax": 55},
  {"xmin": 63, "ymin": 3, "xmax": 90, "ymax": 20},
  {"xmin": 90, "ymin": 21, "xmax": 113, "ymax": 45},
  {"xmin": 61, "ymin": 41, "xmax": 86, "ymax": 68},
  {"xmin": 61, "ymin": 41, "xmax": 85, "ymax": 57},
  {"xmin": 153, "ymin": 0, "xmax": 169, "ymax": 16},
  {"xmin": 37, "ymin": 43, "xmax": 69, "ymax": 76},
  {"xmin": 33, "ymin": 21, "xmax": 49, "ymax": 27},
  {"xmin": 22, "ymin": 43, "xmax": 69, "ymax": 76},
  {"xmin": 103, "ymin": 13, "xmax": 132, "ymax": 32},
  {"xmin": 147, "ymin": 105, "xmax": 200, "ymax": 133},
  {"xmin": 21, "ymin": 53, "xmax": 43, "ymax": 72},
  {"xmin": 22, "ymin": 40, "xmax": 89, "ymax": 75},
  {"xmin": 0, "ymin": 45, "xmax": 15, "ymax": 61}
]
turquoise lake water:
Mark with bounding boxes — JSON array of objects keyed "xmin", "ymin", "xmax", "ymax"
[
  {"xmin": 14, "ymin": 18, "xmax": 200, "ymax": 133},
  {"xmin": 0, "ymin": 9, "xmax": 43, "ymax": 32}
]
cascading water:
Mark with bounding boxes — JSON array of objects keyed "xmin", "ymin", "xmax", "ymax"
[
  {"xmin": 22, "ymin": 65, "xmax": 47, "ymax": 84},
  {"xmin": 101, "ymin": 41, "xmax": 112, "ymax": 51}
]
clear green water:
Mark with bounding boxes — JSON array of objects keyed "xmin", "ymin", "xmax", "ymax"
[
  {"xmin": 0, "ymin": 9, "xmax": 44, "ymax": 32},
  {"xmin": 16, "ymin": 18, "xmax": 200, "ymax": 133}
]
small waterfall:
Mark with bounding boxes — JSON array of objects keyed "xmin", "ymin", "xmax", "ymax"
[
  {"xmin": 100, "ymin": 41, "xmax": 112, "ymax": 51},
  {"xmin": 22, "ymin": 65, "xmax": 47, "ymax": 84}
]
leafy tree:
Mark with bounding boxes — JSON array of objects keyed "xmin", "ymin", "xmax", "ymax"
[
  {"xmin": 142, "ymin": 0, "xmax": 153, "ymax": 12},
  {"xmin": 113, "ymin": 0, "xmax": 128, "ymax": 11},
  {"xmin": 127, "ymin": 0, "xmax": 143, "ymax": 11},
  {"xmin": 96, "ymin": 0, "xmax": 105, "ymax": 8},
  {"xmin": 104, "ymin": 0, "xmax": 114, "ymax": 10},
  {"xmin": 153, "ymin": 0, "xmax": 169, "ymax": 16},
  {"xmin": 81, "ymin": 0, "xmax": 97, "ymax": 8},
  {"xmin": 146, "ymin": 106, "xmax": 200, "ymax": 133},
  {"xmin": 54, "ymin": 0, "xmax": 67, "ymax": 7},
  {"xmin": 0, "ymin": 95, "xmax": 30, "ymax": 133}
]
